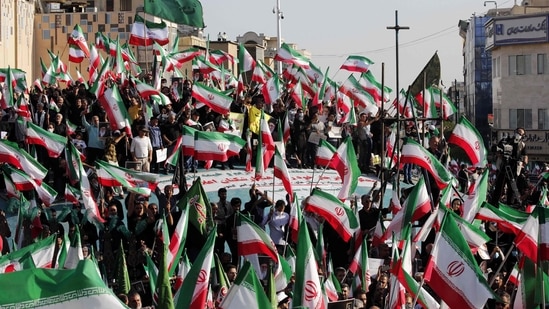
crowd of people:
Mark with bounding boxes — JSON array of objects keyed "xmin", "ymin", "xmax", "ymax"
[{"xmin": 0, "ymin": 76, "xmax": 544, "ymax": 309}]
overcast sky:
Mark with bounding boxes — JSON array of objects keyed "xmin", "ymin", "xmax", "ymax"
[{"xmin": 201, "ymin": 0, "xmax": 516, "ymax": 93}]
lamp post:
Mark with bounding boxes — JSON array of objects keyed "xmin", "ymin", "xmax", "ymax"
[
  {"xmin": 274, "ymin": 0, "xmax": 283, "ymax": 75},
  {"xmin": 484, "ymin": 1, "xmax": 498, "ymax": 15}
]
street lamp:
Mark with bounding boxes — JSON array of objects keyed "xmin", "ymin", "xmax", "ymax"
[
  {"xmin": 484, "ymin": 1, "xmax": 498, "ymax": 15},
  {"xmin": 273, "ymin": 0, "xmax": 283, "ymax": 75}
]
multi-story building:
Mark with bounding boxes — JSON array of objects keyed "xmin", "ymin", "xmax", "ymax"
[
  {"xmin": 484, "ymin": 0, "xmax": 549, "ymax": 162},
  {"xmin": 0, "ymin": 1, "xmax": 36, "ymax": 76}
]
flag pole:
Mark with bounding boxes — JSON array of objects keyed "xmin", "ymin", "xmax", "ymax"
[{"xmin": 487, "ymin": 243, "xmax": 515, "ymax": 287}]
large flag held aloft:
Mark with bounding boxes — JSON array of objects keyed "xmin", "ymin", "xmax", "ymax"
[{"xmin": 144, "ymin": 0, "xmax": 204, "ymax": 28}]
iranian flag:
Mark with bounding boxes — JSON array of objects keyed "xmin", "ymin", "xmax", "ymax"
[
  {"xmin": 424, "ymin": 214, "xmax": 495, "ymax": 309},
  {"xmin": 64, "ymin": 225, "xmax": 84, "ymax": 269},
  {"xmin": 171, "ymin": 47, "xmax": 201, "ymax": 66},
  {"xmin": 340, "ymin": 55, "xmax": 374, "ymax": 73},
  {"xmin": 245, "ymin": 129, "xmax": 253, "ymax": 172},
  {"xmin": 167, "ymin": 205, "xmax": 189, "ymax": 275},
  {"xmin": 98, "ymin": 86, "xmax": 131, "ymax": 134},
  {"xmin": 0, "ymin": 235, "xmax": 56, "ymax": 273},
  {"xmin": 290, "ymin": 80, "xmax": 306, "ymax": 109},
  {"xmin": 238, "ymin": 43, "xmax": 256, "ymax": 72},
  {"xmin": 65, "ymin": 184, "xmax": 81, "ymax": 205},
  {"xmin": 475, "ymin": 202, "xmax": 529, "ymax": 236},
  {"xmin": 380, "ymin": 177, "xmax": 431, "ymax": 243},
  {"xmin": 339, "ymin": 74, "xmax": 377, "ymax": 110},
  {"xmin": 393, "ymin": 89, "xmax": 416, "ymax": 118},
  {"xmin": 292, "ymin": 214, "xmax": 326, "ymax": 309},
  {"xmin": 237, "ymin": 213, "xmax": 279, "ymax": 262},
  {"xmin": 95, "ymin": 161, "xmax": 154, "ymax": 196},
  {"xmin": 193, "ymin": 130, "xmax": 245, "ymax": 162},
  {"xmin": 358, "ymin": 71, "xmax": 392, "ymax": 105},
  {"xmin": 68, "ymin": 25, "xmax": 90, "ymax": 58},
  {"xmin": 448, "ymin": 116, "xmax": 487, "ymax": 167},
  {"xmin": 274, "ymin": 42, "xmax": 310, "ymax": 69},
  {"xmin": 0, "ymin": 66, "xmax": 15, "ymax": 109},
  {"xmin": 0, "ymin": 259, "xmax": 127, "ymax": 308},
  {"xmin": 514, "ymin": 209, "xmax": 540, "ymax": 262},
  {"xmin": 259, "ymin": 111, "xmax": 275, "ymax": 168},
  {"xmin": 274, "ymin": 146, "xmax": 294, "ymax": 201},
  {"xmin": 282, "ymin": 112, "xmax": 291, "ymax": 143},
  {"xmin": 331, "ymin": 136, "xmax": 361, "ymax": 200},
  {"xmin": 181, "ymin": 125, "xmax": 197, "ymax": 156},
  {"xmin": 3, "ymin": 165, "xmax": 57, "ymax": 206},
  {"xmin": 218, "ymin": 261, "xmax": 272, "ymax": 309},
  {"xmin": 348, "ymin": 236, "xmax": 371, "ymax": 290},
  {"xmin": 315, "ymin": 139, "xmax": 336, "ymax": 167},
  {"xmin": 129, "ymin": 14, "xmax": 169, "ymax": 46},
  {"xmin": 88, "ymin": 44, "xmax": 101, "ymax": 83},
  {"xmin": 304, "ymin": 189, "xmax": 359, "ymax": 242},
  {"xmin": 400, "ymin": 137, "xmax": 452, "ymax": 189},
  {"xmin": 262, "ymin": 75, "xmax": 281, "ymax": 105},
  {"xmin": 173, "ymin": 230, "xmax": 216, "ymax": 309},
  {"xmin": 462, "ymin": 169, "xmax": 489, "ymax": 222},
  {"xmin": 289, "ymin": 193, "xmax": 302, "ymax": 244},
  {"xmin": 252, "ymin": 59, "xmax": 268, "ymax": 84},
  {"xmin": 132, "ymin": 77, "xmax": 161, "ymax": 99},
  {"xmin": 192, "ymin": 82, "xmax": 232, "ymax": 115},
  {"xmin": 24, "ymin": 119, "xmax": 67, "ymax": 158},
  {"xmin": 0, "ymin": 139, "xmax": 48, "ymax": 181}
]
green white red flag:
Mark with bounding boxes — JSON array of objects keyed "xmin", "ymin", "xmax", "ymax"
[
  {"xmin": 274, "ymin": 146, "xmax": 293, "ymax": 201},
  {"xmin": 129, "ymin": 14, "xmax": 169, "ymax": 46},
  {"xmin": 262, "ymin": 75, "xmax": 281, "ymax": 104},
  {"xmin": 218, "ymin": 260, "xmax": 272, "ymax": 309},
  {"xmin": 292, "ymin": 213, "xmax": 326, "ymax": 309},
  {"xmin": 331, "ymin": 136, "xmax": 361, "ymax": 200},
  {"xmin": 193, "ymin": 130, "xmax": 245, "ymax": 162},
  {"xmin": 400, "ymin": 137, "xmax": 452, "ymax": 189},
  {"xmin": 182, "ymin": 125, "xmax": 197, "ymax": 156},
  {"xmin": 474, "ymin": 201, "xmax": 529, "ymax": 236},
  {"xmin": 380, "ymin": 176, "xmax": 431, "ymax": 243},
  {"xmin": 63, "ymin": 225, "xmax": 83, "ymax": 269},
  {"xmin": 192, "ymin": 82, "xmax": 232, "ymax": 115},
  {"xmin": 237, "ymin": 213, "xmax": 279, "ymax": 262},
  {"xmin": 173, "ymin": 230, "xmax": 216, "ymax": 309},
  {"xmin": 95, "ymin": 160, "xmax": 157, "ymax": 196},
  {"xmin": 339, "ymin": 74, "xmax": 377, "ymax": 110},
  {"xmin": 462, "ymin": 169, "xmax": 489, "ymax": 222},
  {"xmin": 304, "ymin": 188, "xmax": 359, "ymax": 242},
  {"xmin": 348, "ymin": 235, "xmax": 371, "ymax": 290},
  {"xmin": 358, "ymin": 70, "xmax": 392, "ymax": 105},
  {"xmin": 448, "ymin": 116, "xmax": 487, "ymax": 167},
  {"xmin": 0, "ymin": 235, "xmax": 56, "ymax": 273},
  {"xmin": 68, "ymin": 24, "xmax": 90, "ymax": 59},
  {"xmin": 98, "ymin": 86, "xmax": 131, "ymax": 135},
  {"xmin": 274, "ymin": 42, "xmax": 310, "ymax": 69},
  {"xmin": 340, "ymin": 55, "xmax": 373, "ymax": 73},
  {"xmin": 289, "ymin": 193, "xmax": 302, "ymax": 244},
  {"xmin": 0, "ymin": 139, "xmax": 48, "ymax": 181},
  {"xmin": 315, "ymin": 139, "xmax": 336, "ymax": 167},
  {"xmin": 238, "ymin": 43, "xmax": 256, "ymax": 73},
  {"xmin": 64, "ymin": 184, "xmax": 81, "ymax": 205},
  {"xmin": 0, "ymin": 259, "xmax": 127, "ymax": 308},
  {"xmin": 167, "ymin": 204, "xmax": 189, "ymax": 274},
  {"xmin": 24, "ymin": 119, "xmax": 67, "ymax": 158},
  {"xmin": 179, "ymin": 177, "xmax": 213, "ymax": 236},
  {"xmin": 3, "ymin": 165, "xmax": 57, "ymax": 206},
  {"xmin": 132, "ymin": 76, "xmax": 161, "ymax": 99},
  {"xmin": 424, "ymin": 214, "xmax": 495, "ymax": 309}
]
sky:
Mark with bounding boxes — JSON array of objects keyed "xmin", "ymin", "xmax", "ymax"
[{"xmin": 201, "ymin": 0, "xmax": 514, "ymax": 93}]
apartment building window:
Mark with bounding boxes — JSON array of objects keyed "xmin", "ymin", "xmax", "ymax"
[
  {"xmin": 509, "ymin": 109, "xmax": 532, "ymax": 129},
  {"xmin": 538, "ymin": 54, "xmax": 547, "ymax": 75},
  {"xmin": 120, "ymin": 0, "xmax": 132, "ymax": 11},
  {"xmin": 106, "ymin": 0, "xmax": 114, "ymax": 11},
  {"xmin": 492, "ymin": 57, "xmax": 501, "ymax": 78},
  {"xmin": 539, "ymin": 109, "xmax": 549, "ymax": 129},
  {"xmin": 509, "ymin": 55, "xmax": 531, "ymax": 76}
]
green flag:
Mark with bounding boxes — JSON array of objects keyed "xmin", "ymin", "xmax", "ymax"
[
  {"xmin": 114, "ymin": 241, "xmax": 131, "ymax": 295},
  {"xmin": 144, "ymin": 0, "xmax": 204, "ymax": 28},
  {"xmin": 179, "ymin": 177, "xmax": 213, "ymax": 236},
  {"xmin": 409, "ymin": 52, "xmax": 440, "ymax": 97},
  {"xmin": 157, "ymin": 245, "xmax": 175, "ymax": 309}
]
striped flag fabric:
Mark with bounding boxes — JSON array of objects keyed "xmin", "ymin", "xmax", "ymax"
[
  {"xmin": 167, "ymin": 204, "xmax": 189, "ymax": 275},
  {"xmin": 95, "ymin": 161, "xmax": 154, "ymax": 196},
  {"xmin": 2, "ymin": 165, "xmax": 57, "ymax": 206},
  {"xmin": 192, "ymin": 82, "xmax": 232, "ymax": 115},
  {"xmin": 424, "ymin": 214, "xmax": 495, "ymax": 309},
  {"xmin": 0, "ymin": 139, "xmax": 48, "ymax": 181},
  {"xmin": 475, "ymin": 202, "xmax": 529, "ymax": 236},
  {"xmin": 448, "ymin": 116, "xmax": 487, "ymax": 167},
  {"xmin": 274, "ymin": 42, "xmax": 310, "ymax": 69},
  {"xmin": 64, "ymin": 184, "xmax": 81, "ymax": 205},
  {"xmin": 182, "ymin": 125, "xmax": 197, "ymax": 156},
  {"xmin": 193, "ymin": 130, "xmax": 245, "ymax": 162},
  {"xmin": 68, "ymin": 24, "xmax": 90, "ymax": 63},
  {"xmin": 238, "ymin": 43, "xmax": 256, "ymax": 73},
  {"xmin": 339, "ymin": 74, "xmax": 377, "ymax": 110},
  {"xmin": 331, "ymin": 136, "xmax": 361, "ymax": 200},
  {"xmin": 24, "ymin": 119, "xmax": 67, "ymax": 158},
  {"xmin": 289, "ymin": 193, "xmax": 301, "ymax": 244},
  {"xmin": 98, "ymin": 86, "xmax": 131, "ymax": 134},
  {"xmin": 0, "ymin": 259, "xmax": 127, "ymax": 308},
  {"xmin": 218, "ymin": 261, "xmax": 272, "ymax": 309},
  {"xmin": 380, "ymin": 177, "xmax": 431, "ymax": 243},
  {"xmin": 340, "ymin": 55, "xmax": 374, "ymax": 73},
  {"xmin": 262, "ymin": 75, "xmax": 281, "ymax": 105},
  {"xmin": 63, "ymin": 225, "xmax": 83, "ymax": 269},
  {"xmin": 273, "ymin": 146, "xmax": 293, "ymax": 201},
  {"xmin": 348, "ymin": 236, "xmax": 371, "ymax": 290},
  {"xmin": 462, "ymin": 169, "xmax": 489, "ymax": 222},
  {"xmin": 173, "ymin": 230, "xmax": 216, "ymax": 309},
  {"xmin": 315, "ymin": 139, "xmax": 336, "ymax": 167},
  {"xmin": 358, "ymin": 71, "xmax": 391, "ymax": 105},
  {"xmin": 514, "ymin": 209, "xmax": 539, "ymax": 262},
  {"xmin": 304, "ymin": 189, "xmax": 359, "ymax": 242},
  {"xmin": 129, "ymin": 14, "xmax": 169, "ymax": 46},
  {"xmin": 237, "ymin": 213, "xmax": 279, "ymax": 262},
  {"xmin": 400, "ymin": 137, "xmax": 452, "ymax": 189},
  {"xmin": 132, "ymin": 77, "xmax": 161, "ymax": 99},
  {"xmin": 292, "ymin": 211, "xmax": 326, "ymax": 309},
  {"xmin": 0, "ymin": 235, "xmax": 56, "ymax": 273}
]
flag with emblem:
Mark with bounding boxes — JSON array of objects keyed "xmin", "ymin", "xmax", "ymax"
[
  {"xmin": 129, "ymin": 14, "xmax": 169, "ymax": 46},
  {"xmin": 315, "ymin": 139, "xmax": 336, "ymax": 168},
  {"xmin": 193, "ymin": 130, "xmax": 246, "ymax": 162},
  {"xmin": 98, "ymin": 86, "xmax": 131, "ymax": 134},
  {"xmin": 3, "ymin": 165, "xmax": 57, "ymax": 206},
  {"xmin": 23, "ymin": 119, "xmax": 67, "ymax": 158},
  {"xmin": 400, "ymin": 137, "xmax": 452, "ymax": 189},
  {"xmin": 424, "ymin": 213, "xmax": 495, "ymax": 309},
  {"xmin": 292, "ymin": 212, "xmax": 326, "ymax": 309},
  {"xmin": 173, "ymin": 230, "xmax": 216, "ymax": 309},
  {"xmin": 167, "ymin": 204, "xmax": 189, "ymax": 275},
  {"xmin": 0, "ymin": 235, "xmax": 56, "ymax": 273},
  {"xmin": 192, "ymin": 82, "xmax": 232, "ymax": 115},
  {"xmin": 237, "ymin": 213, "xmax": 279, "ymax": 263},
  {"xmin": 304, "ymin": 188, "xmax": 359, "ymax": 242},
  {"xmin": 238, "ymin": 43, "xmax": 256, "ymax": 73},
  {"xmin": 448, "ymin": 116, "xmax": 487, "ymax": 167},
  {"xmin": 340, "ymin": 55, "xmax": 374, "ymax": 73},
  {"xmin": 262, "ymin": 75, "xmax": 281, "ymax": 105},
  {"xmin": 273, "ymin": 146, "xmax": 293, "ymax": 202},
  {"xmin": 95, "ymin": 160, "xmax": 160, "ymax": 195},
  {"xmin": 274, "ymin": 43, "xmax": 310, "ymax": 69},
  {"xmin": 0, "ymin": 139, "xmax": 48, "ymax": 181}
]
